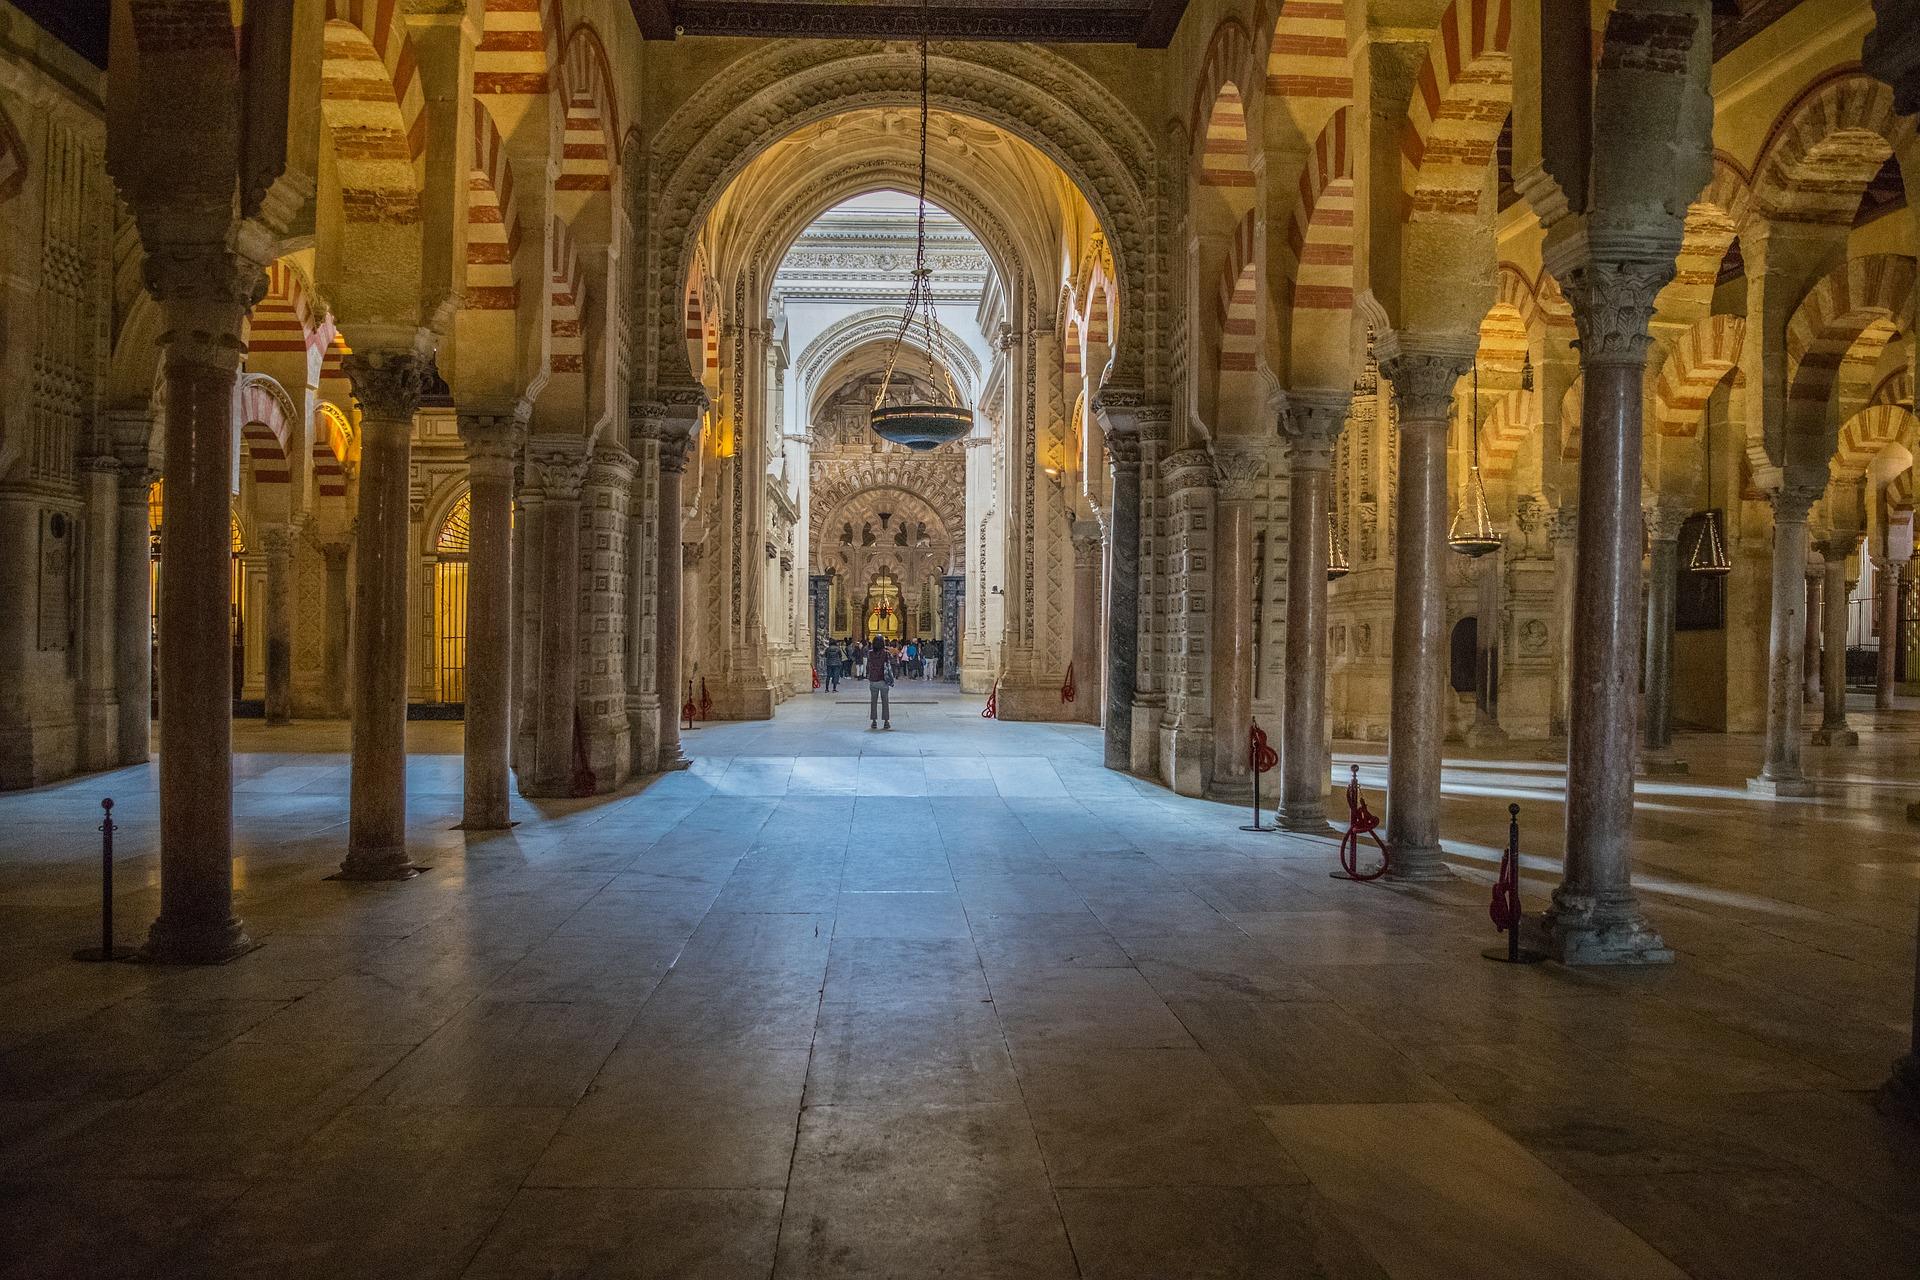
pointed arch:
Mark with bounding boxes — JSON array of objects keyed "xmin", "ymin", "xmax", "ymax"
[
  {"xmin": 1190, "ymin": 17, "xmax": 1257, "ymax": 171},
  {"xmin": 238, "ymin": 375, "xmax": 294, "ymax": 487}
]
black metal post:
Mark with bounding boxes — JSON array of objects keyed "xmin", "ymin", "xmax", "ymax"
[
  {"xmin": 74, "ymin": 797, "xmax": 135, "ymax": 962},
  {"xmin": 1507, "ymin": 803, "xmax": 1521, "ymax": 963}
]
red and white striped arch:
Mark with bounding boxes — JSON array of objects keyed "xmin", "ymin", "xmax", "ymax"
[
  {"xmin": 1479, "ymin": 386, "xmax": 1536, "ymax": 481},
  {"xmin": 1218, "ymin": 209, "xmax": 1260, "ymax": 373},
  {"xmin": 1402, "ymin": 0, "xmax": 1512, "ymax": 218},
  {"xmin": 1477, "ymin": 302, "xmax": 1529, "ymax": 376},
  {"xmin": 249, "ymin": 261, "xmax": 316, "ymax": 356},
  {"xmin": 1263, "ymin": 1, "xmax": 1350, "ymax": 105},
  {"xmin": 549, "ymin": 216, "xmax": 584, "ymax": 375},
  {"xmin": 1190, "ymin": 18, "xmax": 1256, "ymax": 181},
  {"xmin": 1834, "ymin": 403, "xmax": 1920, "ymax": 479},
  {"xmin": 319, "ymin": 332, "xmax": 355, "ymax": 417},
  {"xmin": 1663, "ymin": 153, "xmax": 1752, "ymax": 317},
  {"xmin": 1286, "ymin": 107, "xmax": 1351, "ymax": 309},
  {"xmin": 1887, "ymin": 469, "xmax": 1914, "ymax": 514},
  {"xmin": 474, "ymin": 0, "xmax": 564, "ymax": 98},
  {"xmin": 557, "ymin": 23, "xmax": 619, "ymax": 193},
  {"xmin": 320, "ymin": 0, "xmax": 427, "ymax": 228},
  {"xmin": 1784, "ymin": 255, "xmax": 1916, "ymax": 412},
  {"xmin": 1871, "ymin": 366, "xmax": 1915, "ymax": 410},
  {"xmin": 237, "ymin": 377, "xmax": 293, "ymax": 487},
  {"xmin": 468, "ymin": 100, "xmax": 523, "ymax": 311},
  {"xmin": 313, "ymin": 401, "xmax": 352, "ymax": 498},
  {"xmin": 1753, "ymin": 70, "xmax": 1912, "ymax": 224},
  {"xmin": 1653, "ymin": 314, "xmax": 1747, "ymax": 439}
]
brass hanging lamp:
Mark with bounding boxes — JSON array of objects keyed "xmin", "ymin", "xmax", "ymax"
[
  {"xmin": 1689, "ymin": 410, "xmax": 1733, "ymax": 576},
  {"xmin": 868, "ymin": 3, "xmax": 970, "ymax": 452},
  {"xmin": 1327, "ymin": 510, "xmax": 1350, "ymax": 580},
  {"xmin": 1448, "ymin": 362, "xmax": 1503, "ymax": 558}
]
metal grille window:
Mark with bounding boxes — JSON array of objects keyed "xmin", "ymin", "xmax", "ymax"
[{"xmin": 434, "ymin": 493, "xmax": 470, "ymax": 704}]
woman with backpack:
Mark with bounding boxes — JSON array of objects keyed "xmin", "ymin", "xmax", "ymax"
[{"xmin": 864, "ymin": 640, "xmax": 894, "ymax": 730}]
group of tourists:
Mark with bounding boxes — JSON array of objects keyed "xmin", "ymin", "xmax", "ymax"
[{"xmin": 817, "ymin": 636, "xmax": 944, "ymax": 730}]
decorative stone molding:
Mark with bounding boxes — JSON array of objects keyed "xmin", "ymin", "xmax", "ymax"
[
  {"xmin": 1281, "ymin": 388, "xmax": 1349, "ymax": 472},
  {"xmin": 525, "ymin": 436, "xmax": 591, "ymax": 502},
  {"xmin": 343, "ymin": 350, "xmax": 431, "ymax": 424},
  {"xmin": 458, "ymin": 413, "xmax": 525, "ymax": 478},
  {"xmin": 1209, "ymin": 441, "xmax": 1266, "ymax": 503},
  {"xmin": 1070, "ymin": 519, "xmax": 1104, "ymax": 567},
  {"xmin": 1558, "ymin": 259, "xmax": 1672, "ymax": 367},
  {"xmin": 1378, "ymin": 338, "xmax": 1474, "ymax": 423},
  {"xmin": 1162, "ymin": 448, "xmax": 1216, "ymax": 493}
]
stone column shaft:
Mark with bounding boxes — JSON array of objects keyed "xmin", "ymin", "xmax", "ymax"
[
  {"xmin": 77, "ymin": 458, "xmax": 122, "ymax": 769},
  {"xmin": 1752, "ymin": 487, "xmax": 1821, "ymax": 796},
  {"xmin": 320, "ymin": 543, "xmax": 350, "ymax": 719},
  {"xmin": 459, "ymin": 414, "xmax": 520, "ymax": 829},
  {"xmin": 1381, "ymin": 348, "xmax": 1465, "ymax": 882},
  {"xmin": 1210, "ymin": 444, "xmax": 1263, "ymax": 796},
  {"xmin": 527, "ymin": 439, "xmax": 587, "ymax": 796},
  {"xmin": 1813, "ymin": 547, "xmax": 1857, "ymax": 746},
  {"xmin": 1877, "ymin": 559, "xmax": 1900, "ymax": 710},
  {"xmin": 114, "ymin": 464, "xmax": 155, "ymax": 765},
  {"xmin": 262, "ymin": 526, "xmax": 293, "ymax": 724},
  {"xmin": 1094, "ymin": 401, "xmax": 1146, "ymax": 772},
  {"xmin": 1070, "ymin": 521, "xmax": 1104, "ymax": 726},
  {"xmin": 341, "ymin": 351, "xmax": 427, "ymax": 880},
  {"xmin": 1804, "ymin": 570, "xmax": 1824, "ymax": 706},
  {"xmin": 1547, "ymin": 260, "xmax": 1672, "ymax": 964},
  {"xmin": 656, "ymin": 415, "xmax": 696, "ymax": 770},
  {"xmin": 1642, "ymin": 513, "xmax": 1682, "ymax": 762},
  {"xmin": 1279, "ymin": 394, "xmax": 1343, "ymax": 830},
  {"xmin": 145, "ymin": 286, "xmax": 253, "ymax": 963}
]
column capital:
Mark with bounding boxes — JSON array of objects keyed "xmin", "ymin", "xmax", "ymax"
[
  {"xmin": 1210, "ymin": 439, "xmax": 1267, "ymax": 502},
  {"xmin": 1281, "ymin": 388, "xmax": 1348, "ymax": 471},
  {"xmin": 1378, "ymin": 334, "xmax": 1475, "ymax": 423},
  {"xmin": 144, "ymin": 244, "xmax": 260, "ymax": 372},
  {"xmin": 1070, "ymin": 518, "xmax": 1104, "ymax": 565},
  {"xmin": 525, "ymin": 434, "xmax": 590, "ymax": 501},
  {"xmin": 587, "ymin": 441, "xmax": 637, "ymax": 487},
  {"xmin": 1091, "ymin": 387, "xmax": 1172, "ymax": 465},
  {"xmin": 1645, "ymin": 502, "xmax": 1688, "ymax": 544},
  {"xmin": 1163, "ymin": 448, "xmax": 1217, "ymax": 494},
  {"xmin": 458, "ymin": 411, "xmax": 525, "ymax": 476},
  {"xmin": 259, "ymin": 525, "xmax": 293, "ymax": 557},
  {"xmin": 1769, "ymin": 481, "xmax": 1824, "ymax": 524},
  {"xmin": 343, "ymin": 349, "xmax": 432, "ymax": 424},
  {"xmin": 1558, "ymin": 259, "xmax": 1672, "ymax": 367},
  {"xmin": 1550, "ymin": 504, "xmax": 1579, "ymax": 543}
]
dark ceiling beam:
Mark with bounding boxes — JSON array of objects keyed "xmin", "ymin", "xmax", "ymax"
[{"xmin": 632, "ymin": 2, "xmax": 1185, "ymax": 45}]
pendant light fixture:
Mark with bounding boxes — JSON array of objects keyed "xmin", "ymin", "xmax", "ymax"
[
  {"xmin": 868, "ymin": 2, "xmax": 971, "ymax": 452},
  {"xmin": 1689, "ymin": 410, "xmax": 1733, "ymax": 576},
  {"xmin": 1327, "ymin": 510, "xmax": 1350, "ymax": 580},
  {"xmin": 1448, "ymin": 362, "xmax": 1503, "ymax": 558}
]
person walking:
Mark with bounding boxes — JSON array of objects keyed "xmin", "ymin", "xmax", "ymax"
[
  {"xmin": 824, "ymin": 640, "xmax": 840, "ymax": 692},
  {"xmin": 865, "ymin": 640, "xmax": 894, "ymax": 730}
]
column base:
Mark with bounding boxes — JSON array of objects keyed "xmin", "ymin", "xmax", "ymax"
[
  {"xmin": 658, "ymin": 750, "xmax": 692, "ymax": 772},
  {"xmin": 1533, "ymin": 905, "xmax": 1673, "ymax": 966},
  {"xmin": 1638, "ymin": 751, "xmax": 1689, "ymax": 777},
  {"xmin": 1747, "ymin": 773, "xmax": 1816, "ymax": 798},
  {"xmin": 1878, "ymin": 1053, "xmax": 1920, "ymax": 1126},
  {"xmin": 1382, "ymin": 843, "xmax": 1452, "ymax": 883},
  {"xmin": 1810, "ymin": 727, "xmax": 1859, "ymax": 747},
  {"xmin": 1465, "ymin": 719, "xmax": 1509, "ymax": 749},
  {"xmin": 458, "ymin": 812, "xmax": 515, "ymax": 833},
  {"xmin": 334, "ymin": 847, "xmax": 421, "ymax": 881},
  {"xmin": 1277, "ymin": 803, "xmax": 1336, "ymax": 834},
  {"xmin": 141, "ymin": 912, "xmax": 255, "ymax": 965},
  {"xmin": 1209, "ymin": 774, "xmax": 1254, "ymax": 804}
]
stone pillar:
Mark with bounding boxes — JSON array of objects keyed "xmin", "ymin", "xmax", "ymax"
[
  {"xmin": 1542, "ymin": 261, "xmax": 1673, "ymax": 964},
  {"xmin": 113, "ymin": 461, "xmax": 155, "ymax": 765},
  {"xmin": 319, "ymin": 541, "xmax": 351, "ymax": 719},
  {"xmin": 1803, "ymin": 565, "xmax": 1823, "ymax": 707},
  {"xmin": 458, "ymin": 413, "xmax": 520, "ymax": 829},
  {"xmin": 77, "ymin": 456, "xmax": 123, "ymax": 769},
  {"xmin": 1749, "ymin": 484, "xmax": 1822, "ymax": 797},
  {"xmin": 523, "ymin": 435, "xmax": 588, "ymax": 797},
  {"xmin": 1550, "ymin": 505, "xmax": 1579, "ymax": 735},
  {"xmin": 1279, "ymin": 391, "xmax": 1345, "ymax": 831},
  {"xmin": 1813, "ymin": 544, "xmax": 1859, "ymax": 746},
  {"xmin": 1877, "ymin": 556, "xmax": 1900, "ymax": 709},
  {"xmin": 261, "ymin": 525, "xmax": 293, "ymax": 725},
  {"xmin": 1091, "ymin": 391, "xmax": 1148, "ymax": 772},
  {"xmin": 1379, "ymin": 342, "xmax": 1470, "ymax": 881},
  {"xmin": 1641, "ymin": 504, "xmax": 1687, "ymax": 773},
  {"xmin": 656, "ymin": 411, "xmax": 697, "ymax": 771},
  {"xmin": 1209, "ymin": 443, "xmax": 1263, "ymax": 797},
  {"xmin": 1070, "ymin": 521, "xmax": 1104, "ymax": 725},
  {"xmin": 340, "ymin": 350, "xmax": 427, "ymax": 880},
  {"xmin": 144, "ymin": 269, "xmax": 254, "ymax": 963}
]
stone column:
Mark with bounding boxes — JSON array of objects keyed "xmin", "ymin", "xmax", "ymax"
[
  {"xmin": 114, "ymin": 461, "xmax": 156, "ymax": 765},
  {"xmin": 1877, "ymin": 556, "xmax": 1900, "ymax": 709},
  {"xmin": 656, "ymin": 410, "xmax": 697, "ymax": 771},
  {"xmin": 1550, "ymin": 505, "xmax": 1579, "ymax": 735},
  {"xmin": 1279, "ymin": 391, "xmax": 1345, "ymax": 831},
  {"xmin": 144, "ymin": 264, "xmax": 255, "ymax": 963},
  {"xmin": 1803, "ymin": 565, "xmax": 1824, "ymax": 707},
  {"xmin": 1092, "ymin": 390, "xmax": 1148, "ymax": 772},
  {"xmin": 261, "ymin": 525, "xmax": 293, "ymax": 725},
  {"xmin": 1641, "ymin": 504, "xmax": 1687, "ymax": 773},
  {"xmin": 1749, "ymin": 484, "xmax": 1823, "ymax": 797},
  {"xmin": 1070, "ymin": 520, "xmax": 1104, "ymax": 725},
  {"xmin": 1812, "ymin": 543, "xmax": 1859, "ymax": 746},
  {"xmin": 1542, "ymin": 261, "xmax": 1673, "ymax": 964},
  {"xmin": 524, "ymin": 435, "xmax": 588, "ymax": 797},
  {"xmin": 1380, "ymin": 341, "xmax": 1470, "ymax": 882},
  {"xmin": 318, "ymin": 541, "xmax": 351, "ymax": 719},
  {"xmin": 1209, "ymin": 442, "xmax": 1264, "ymax": 798},
  {"xmin": 458, "ymin": 413, "xmax": 521, "ymax": 829},
  {"xmin": 340, "ymin": 350, "xmax": 427, "ymax": 880},
  {"xmin": 77, "ymin": 456, "xmax": 123, "ymax": 769}
]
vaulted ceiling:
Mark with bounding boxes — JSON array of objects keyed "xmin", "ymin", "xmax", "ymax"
[{"xmin": 629, "ymin": 0, "xmax": 1190, "ymax": 47}]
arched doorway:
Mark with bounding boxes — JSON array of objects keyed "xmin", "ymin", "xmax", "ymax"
[{"xmin": 432, "ymin": 492, "xmax": 470, "ymax": 706}]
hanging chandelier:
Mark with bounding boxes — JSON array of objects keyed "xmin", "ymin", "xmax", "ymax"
[
  {"xmin": 1689, "ymin": 409, "xmax": 1733, "ymax": 576},
  {"xmin": 1327, "ymin": 513, "xmax": 1350, "ymax": 580},
  {"xmin": 1448, "ymin": 361, "xmax": 1503, "ymax": 558},
  {"xmin": 869, "ymin": 7, "xmax": 970, "ymax": 452}
]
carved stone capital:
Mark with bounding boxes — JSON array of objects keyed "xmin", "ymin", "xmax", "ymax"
[
  {"xmin": 1162, "ymin": 448, "xmax": 1216, "ymax": 494},
  {"xmin": 1770, "ymin": 482, "xmax": 1825, "ymax": 525},
  {"xmin": 1210, "ymin": 440, "xmax": 1266, "ymax": 502},
  {"xmin": 145, "ymin": 245, "xmax": 260, "ymax": 372},
  {"xmin": 587, "ymin": 443, "xmax": 637, "ymax": 488},
  {"xmin": 260, "ymin": 526, "xmax": 293, "ymax": 558},
  {"xmin": 525, "ymin": 435, "xmax": 591, "ymax": 502},
  {"xmin": 1559, "ymin": 259, "xmax": 1672, "ymax": 367},
  {"xmin": 1379, "ymin": 343, "xmax": 1473, "ymax": 424},
  {"xmin": 1645, "ymin": 502, "xmax": 1689, "ymax": 544},
  {"xmin": 458, "ymin": 412, "xmax": 525, "ymax": 478},
  {"xmin": 343, "ymin": 350, "xmax": 432, "ymax": 424},
  {"xmin": 1281, "ymin": 388, "xmax": 1348, "ymax": 472},
  {"xmin": 1070, "ymin": 518, "xmax": 1104, "ymax": 566},
  {"xmin": 1550, "ymin": 505, "xmax": 1579, "ymax": 543}
]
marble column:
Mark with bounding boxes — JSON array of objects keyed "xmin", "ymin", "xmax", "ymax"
[
  {"xmin": 1803, "ymin": 566, "xmax": 1824, "ymax": 707},
  {"xmin": 340, "ymin": 350, "xmax": 428, "ymax": 880},
  {"xmin": 1380, "ymin": 342, "xmax": 1470, "ymax": 882},
  {"xmin": 525, "ymin": 436, "xmax": 588, "ymax": 797},
  {"xmin": 1641, "ymin": 504, "xmax": 1687, "ymax": 773},
  {"xmin": 1749, "ymin": 484, "xmax": 1823, "ymax": 797},
  {"xmin": 1092, "ymin": 391, "xmax": 1147, "ymax": 772},
  {"xmin": 458, "ymin": 413, "xmax": 521, "ymax": 829},
  {"xmin": 114, "ymin": 461, "xmax": 155, "ymax": 765},
  {"xmin": 261, "ymin": 525, "xmax": 293, "ymax": 725},
  {"xmin": 77, "ymin": 456, "xmax": 122, "ymax": 769},
  {"xmin": 1877, "ymin": 556, "xmax": 1900, "ymax": 709},
  {"xmin": 144, "ymin": 267, "xmax": 254, "ymax": 964},
  {"xmin": 1812, "ymin": 543, "xmax": 1859, "ymax": 746},
  {"xmin": 1279, "ymin": 391, "xmax": 1345, "ymax": 831},
  {"xmin": 319, "ymin": 541, "xmax": 351, "ymax": 719},
  {"xmin": 1550, "ymin": 505, "xmax": 1579, "ymax": 735},
  {"xmin": 1209, "ymin": 442, "xmax": 1264, "ymax": 798},
  {"xmin": 1545, "ymin": 258, "xmax": 1673, "ymax": 964},
  {"xmin": 656, "ymin": 412, "xmax": 697, "ymax": 771},
  {"xmin": 1070, "ymin": 520, "xmax": 1104, "ymax": 725}
]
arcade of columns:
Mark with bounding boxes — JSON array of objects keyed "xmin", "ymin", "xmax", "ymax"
[{"xmin": 0, "ymin": 0, "xmax": 1915, "ymax": 1108}]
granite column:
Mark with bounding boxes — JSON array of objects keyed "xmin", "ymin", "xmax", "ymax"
[
  {"xmin": 1279, "ymin": 392, "xmax": 1345, "ymax": 830},
  {"xmin": 1813, "ymin": 542, "xmax": 1858, "ymax": 746},
  {"xmin": 1209, "ymin": 442, "xmax": 1264, "ymax": 797},
  {"xmin": 1641, "ymin": 505, "xmax": 1686, "ymax": 773},
  {"xmin": 1750, "ymin": 485, "xmax": 1822, "ymax": 797},
  {"xmin": 458, "ymin": 413, "xmax": 521, "ymax": 829}
]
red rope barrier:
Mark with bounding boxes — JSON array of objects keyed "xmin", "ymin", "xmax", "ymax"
[
  {"xmin": 698, "ymin": 677, "xmax": 713, "ymax": 722},
  {"xmin": 1060, "ymin": 661, "xmax": 1075, "ymax": 704},
  {"xmin": 1335, "ymin": 764, "xmax": 1389, "ymax": 881},
  {"xmin": 1248, "ymin": 723, "xmax": 1278, "ymax": 774},
  {"xmin": 981, "ymin": 677, "xmax": 999, "ymax": 719}
]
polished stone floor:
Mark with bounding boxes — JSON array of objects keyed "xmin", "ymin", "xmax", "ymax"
[{"xmin": 1, "ymin": 685, "xmax": 1918, "ymax": 1278}]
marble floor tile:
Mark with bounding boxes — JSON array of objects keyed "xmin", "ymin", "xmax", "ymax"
[{"xmin": 461, "ymin": 1187, "xmax": 784, "ymax": 1279}]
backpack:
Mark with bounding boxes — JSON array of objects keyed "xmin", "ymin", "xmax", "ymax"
[{"xmin": 865, "ymin": 648, "xmax": 889, "ymax": 682}]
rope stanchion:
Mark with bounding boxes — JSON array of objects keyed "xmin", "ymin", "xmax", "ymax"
[
  {"xmin": 981, "ymin": 676, "xmax": 999, "ymax": 719},
  {"xmin": 682, "ymin": 680, "xmax": 697, "ymax": 732},
  {"xmin": 74, "ymin": 798, "xmax": 135, "ymax": 962},
  {"xmin": 698, "ymin": 677, "xmax": 713, "ymax": 722},
  {"xmin": 1060, "ymin": 661, "xmax": 1075, "ymax": 705},
  {"xmin": 1330, "ymin": 765, "xmax": 1389, "ymax": 881},
  {"xmin": 1483, "ymin": 802, "xmax": 1546, "ymax": 963},
  {"xmin": 812, "ymin": 667, "xmax": 821, "ymax": 691},
  {"xmin": 1240, "ymin": 721, "xmax": 1279, "ymax": 832}
]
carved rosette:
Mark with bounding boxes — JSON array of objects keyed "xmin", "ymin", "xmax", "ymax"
[
  {"xmin": 1210, "ymin": 441, "xmax": 1267, "ymax": 503},
  {"xmin": 1381, "ymin": 351, "xmax": 1469, "ymax": 424},
  {"xmin": 1281, "ymin": 389, "xmax": 1349, "ymax": 473},
  {"xmin": 1560, "ymin": 260, "xmax": 1672, "ymax": 367},
  {"xmin": 343, "ymin": 350, "xmax": 431, "ymax": 425}
]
